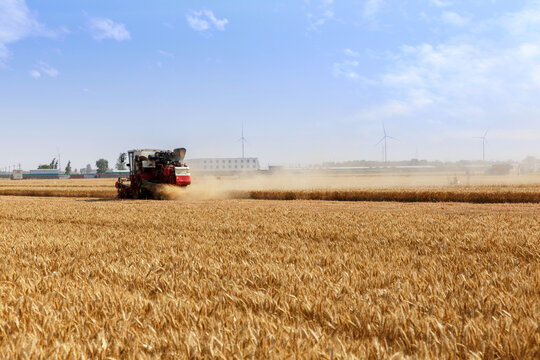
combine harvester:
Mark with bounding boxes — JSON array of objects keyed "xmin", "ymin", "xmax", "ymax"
[{"xmin": 115, "ymin": 148, "xmax": 191, "ymax": 199}]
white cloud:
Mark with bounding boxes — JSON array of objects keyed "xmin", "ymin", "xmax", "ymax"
[
  {"xmin": 0, "ymin": 0, "xmax": 52, "ymax": 64},
  {"xmin": 30, "ymin": 62, "xmax": 59, "ymax": 78},
  {"xmin": 87, "ymin": 17, "xmax": 130, "ymax": 41},
  {"xmin": 442, "ymin": 11, "xmax": 469, "ymax": 26},
  {"xmin": 498, "ymin": 5, "xmax": 540, "ymax": 39},
  {"xmin": 351, "ymin": 1, "xmax": 540, "ymax": 139},
  {"xmin": 344, "ymin": 48, "xmax": 361, "ymax": 57},
  {"xmin": 363, "ymin": 0, "xmax": 384, "ymax": 18},
  {"xmin": 430, "ymin": 0, "xmax": 452, "ymax": 7},
  {"xmin": 333, "ymin": 60, "xmax": 359, "ymax": 79},
  {"xmin": 36, "ymin": 61, "xmax": 58, "ymax": 77},
  {"xmin": 334, "ymin": 48, "xmax": 362, "ymax": 79},
  {"xmin": 355, "ymin": 100, "xmax": 412, "ymax": 122},
  {"xmin": 0, "ymin": 44, "xmax": 8, "ymax": 62},
  {"xmin": 306, "ymin": 0, "xmax": 335, "ymax": 30},
  {"xmin": 158, "ymin": 50, "xmax": 174, "ymax": 57},
  {"xmin": 186, "ymin": 10, "xmax": 228, "ymax": 32}
]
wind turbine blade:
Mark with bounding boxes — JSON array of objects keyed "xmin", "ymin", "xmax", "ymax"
[
  {"xmin": 387, "ymin": 136, "xmax": 399, "ymax": 141},
  {"xmin": 484, "ymin": 130, "xmax": 488, "ymax": 138},
  {"xmin": 375, "ymin": 137, "xmax": 385, "ymax": 146}
]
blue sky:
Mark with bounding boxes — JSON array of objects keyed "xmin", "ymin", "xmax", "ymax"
[{"xmin": 1, "ymin": 0, "xmax": 540, "ymax": 170}]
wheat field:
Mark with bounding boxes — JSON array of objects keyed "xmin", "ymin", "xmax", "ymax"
[
  {"xmin": 1, "ymin": 177, "xmax": 540, "ymax": 203},
  {"xmin": 0, "ymin": 195, "xmax": 538, "ymax": 358}
]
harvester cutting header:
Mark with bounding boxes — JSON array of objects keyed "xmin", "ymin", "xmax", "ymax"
[{"xmin": 115, "ymin": 148, "xmax": 191, "ymax": 199}]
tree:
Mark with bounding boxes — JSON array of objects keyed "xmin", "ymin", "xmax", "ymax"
[
  {"xmin": 95, "ymin": 159, "xmax": 109, "ymax": 176},
  {"xmin": 116, "ymin": 153, "xmax": 126, "ymax": 170},
  {"xmin": 49, "ymin": 158, "xmax": 57, "ymax": 169},
  {"xmin": 85, "ymin": 164, "xmax": 92, "ymax": 173},
  {"xmin": 65, "ymin": 161, "xmax": 72, "ymax": 175},
  {"xmin": 38, "ymin": 164, "xmax": 52, "ymax": 169}
]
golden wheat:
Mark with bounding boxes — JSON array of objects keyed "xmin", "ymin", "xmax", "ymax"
[
  {"xmin": 246, "ymin": 186, "xmax": 540, "ymax": 203},
  {"xmin": 1, "ymin": 178, "xmax": 540, "ymax": 203},
  {"xmin": 0, "ymin": 196, "xmax": 538, "ymax": 358}
]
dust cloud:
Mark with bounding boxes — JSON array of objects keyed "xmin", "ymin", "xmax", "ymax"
[{"xmin": 152, "ymin": 172, "xmax": 540, "ymax": 201}]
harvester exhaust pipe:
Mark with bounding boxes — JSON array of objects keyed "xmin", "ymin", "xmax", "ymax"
[{"xmin": 174, "ymin": 148, "xmax": 186, "ymax": 163}]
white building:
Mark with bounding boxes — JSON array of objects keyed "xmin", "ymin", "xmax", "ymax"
[{"xmin": 188, "ymin": 158, "xmax": 260, "ymax": 172}]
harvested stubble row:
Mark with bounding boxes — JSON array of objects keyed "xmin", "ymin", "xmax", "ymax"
[
  {"xmin": 0, "ymin": 179, "xmax": 117, "ymax": 198},
  {"xmin": 243, "ymin": 185, "xmax": 540, "ymax": 203},
  {"xmin": 0, "ymin": 196, "xmax": 538, "ymax": 358},
  {"xmin": 0, "ymin": 188, "xmax": 116, "ymax": 198},
  {"xmin": 2, "ymin": 182, "xmax": 540, "ymax": 203}
]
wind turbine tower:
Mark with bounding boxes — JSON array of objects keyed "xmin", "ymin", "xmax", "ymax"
[
  {"xmin": 376, "ymin": 123, "xmax": 398, "ymax": 163},
  {"xmin": 475, "ymin": 130, "xmax": 488, "ymax": 162},
  {"xmin": 239, "ymin": 123, "xmax": 248, "ymax": 159}
]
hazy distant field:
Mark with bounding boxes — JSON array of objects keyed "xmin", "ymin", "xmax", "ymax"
[
  {"xmin": 1, "ymin": 173, "xmax": 540, "ymax": 202},
  {"xmin": 0, "ymin": 196, "xmax": 538, "ymax": 358}
]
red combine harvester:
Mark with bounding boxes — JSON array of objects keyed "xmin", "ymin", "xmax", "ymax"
[{"xmin": 115, "ymin": 148, "xmax": 191, "ymax": 199}]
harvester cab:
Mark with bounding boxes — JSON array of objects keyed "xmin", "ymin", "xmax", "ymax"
[{"xmin": 115, "ymin": 148, "xmax": 191, "ymax": 199}]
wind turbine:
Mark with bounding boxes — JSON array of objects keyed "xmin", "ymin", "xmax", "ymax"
[
  {"xmin": 238, "ymin": 122, "xmax": 248, "ymax": 159},
  {"xmin": 474, "ymin": 130, "xmax": 488, "ymax": 162},
  {"xmin": 376, "ymin": 123, "xmax": 398, "ymax": 163}
]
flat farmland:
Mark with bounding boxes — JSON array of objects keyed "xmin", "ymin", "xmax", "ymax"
[
  {"xmin": 1, "ymin": 176, "xmax": 540, "ymax": 203},
  {"xmin": 0, "ymin": 178, "xmax": 116, "ymax": 198},
  {"xmin": 0, "ymin": 196, "xmax": 538, "ymax": 358}
]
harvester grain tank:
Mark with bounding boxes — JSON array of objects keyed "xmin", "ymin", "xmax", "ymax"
[{"xmin": 115, "ymin": 148, "xmax": 191, "ymax": 199}]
